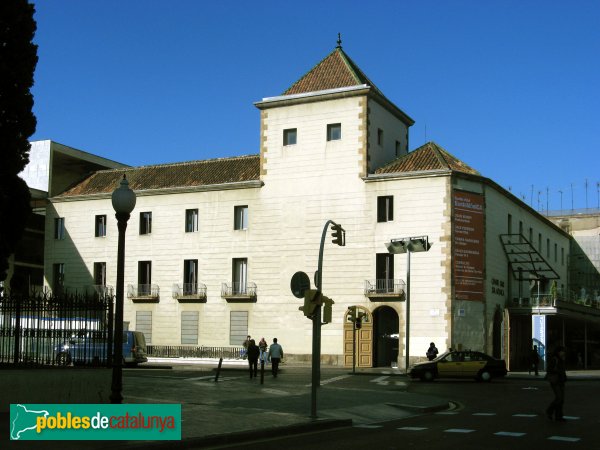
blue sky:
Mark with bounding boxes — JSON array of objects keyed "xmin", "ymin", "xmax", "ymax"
[{"xmin": 31, "ymin": 1, "xmax": 600, "ymax": 211}]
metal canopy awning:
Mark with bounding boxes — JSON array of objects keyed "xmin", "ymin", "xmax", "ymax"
[{"xmin": 499, "ymin": 234, "xmax": 559, "ymax": 281}]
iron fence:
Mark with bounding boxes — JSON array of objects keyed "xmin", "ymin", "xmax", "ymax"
[
  {"xmin": 0, "ymin": 291, "xmax": 113, "ymax": 366},
  {"xmin": 147, "ymin": 345, "xmax": 244, "ymax": 359}
]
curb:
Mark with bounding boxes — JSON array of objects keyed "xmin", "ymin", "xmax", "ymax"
[{"xmin": 119, "ymin": 418, "xmax": 352, "ymax": 450}]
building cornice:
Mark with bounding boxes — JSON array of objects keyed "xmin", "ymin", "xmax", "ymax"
[{"xmin": 51, "ymin": 180, "xmax": 264, "ymax": 203}]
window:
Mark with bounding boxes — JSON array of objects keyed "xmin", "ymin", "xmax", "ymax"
[
  {"xmin": 507, "ymin": 214, "xmax": 512, "ymax": 234},
  {"xmin": 376, "ymin": 253, "xmax": 394, "ymax": 293},
  {"xmin": 234, "ymin": 205, "xmax": 248, "ymax": 230},
  {"xmin": 138, "ymin": 261, "xmax": 152, "ymax": 295},
  {"xmin": 547, "ymin": 238, "xmax": 550, "ymax": 258},
  {"xmin": 377, "ymin": 196, "xmax": 393, "ymax": 222},
  {"xmin": 230, "ymin": 311, "xmax": 248, "ymax": 345},
  {"xmin": 140, "ymin": 212, "xmax": 152, "ymax": 235},
  {"xmin": 93, "ymin": 262, "xmax": 106, "ymax": 286},
  {"xmin": 95, "ymin": 215, "xmax": 107, "ymax": 237},
  {"xmin": 377, "ymin": 128, "xmax": 384, "ymax": 146},
  {"xmin": 327, "ymin": 123, "xmax": 341, "ymax": 141},
  {"xmin": 561, "ymin": 247, "xmax": 565, "ymax": 265},
  {"xmin": 54, "ymin": 217, "xmax": 65, "ymax": 240},
  {"xmin": 554, "ymin": 243, "xmax": 558, "ymax": 262},
  {"xmin": 183, "ymin": 259, "xmax": 198, "ymax": 294},
  {"xmin": 136, "ymin": 311, "xmax": 152, "ymax": 344},
  {"xmin": 181, "ymin": 311, "xmax": 199, "ymax": 345},
  {"xmin": 232, "ymin": 258, "xmax": 248, "ymax": 294},
  {"xmin": 185, "ymin": 209, "xmax": 199, "ymax": 233},
  {"xmin": 283, "ymin": 128, "xmax": 297, "ymax": 146},
  {"xmin": 538, "ymin": 233, "xmax": 542, "ymax": 251},
  {"xmin": 528, "ymin": 227, "xmax": 533, "ymax": 243},
  {"xmin": 395, "ymin": 140, "xmax": 401, "ymax": 157},
  {"xmin": 52, "ymin": 263, "xmax": 64, "ymax": 294}
]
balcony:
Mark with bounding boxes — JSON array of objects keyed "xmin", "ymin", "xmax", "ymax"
[
  {"xmin": 364, "ymin": 279, "xmax": 406, "ymax": 301},
  {"xmin": 127, "ymin": 284, "xmax": 160, "ymax": 303},
  {"xmin": 509, "ymin": 291, "xmax": 600, "ymax": 316},
  {"xmin": 172, "ymin": 283, "xmax": 207, "ymax": 303},
  {"xmin": 88, "ymin": 285, "xmax": 114, "ymax": 297},
  {"xmin": 221, "ymin": 282, "xmax": 257, "ymax": 302}
]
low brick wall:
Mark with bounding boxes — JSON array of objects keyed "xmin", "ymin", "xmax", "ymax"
[{"xmin": 0, "ymin": 368, "xmax": 112, "ymax": 412}]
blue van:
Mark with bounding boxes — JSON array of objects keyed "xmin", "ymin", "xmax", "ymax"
[{"xmin": 55, "ymin": 330, "xmax": 148, "ymax": 366}]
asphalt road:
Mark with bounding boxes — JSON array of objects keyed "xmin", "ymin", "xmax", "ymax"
[{"xmin": 205, "ymin": 377, "xmax": 600, "ymax": 450}]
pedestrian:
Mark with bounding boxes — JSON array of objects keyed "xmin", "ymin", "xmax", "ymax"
[
  {"xmin": 546, "ymin": 345, "xmax": 567, "ymax": 421},
  {"xmin": 241, "ymin": 335, "xmax": 251, "ymax": 360},
  {"xmin": 268, "ymin": 338, "xmax": 284, "ymax": 377},
  {"xmin": 529, "ymin": 345, "xmax": 540, "ymax": 376},
  {"xmin": 426, "ymin": 342, "xmax": 439, "ymax": 361},
  {"xmin": 247, "ymin": 339, "xmax": 260, "ymax": 378},
  {"xmin": 258, "ymin": 337, "xmax": 269, "ymax": 366}
]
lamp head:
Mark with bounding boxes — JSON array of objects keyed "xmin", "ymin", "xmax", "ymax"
[{"xmin": 112, "ymin": 175, "xmax": 136, "ymax": 215}]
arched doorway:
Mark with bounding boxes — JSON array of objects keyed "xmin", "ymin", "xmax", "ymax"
[
  {"xmin": 343, "ymin": 306, "xmax": 373, "ymax": 368},
  {"xmin": 373, "ymin": 306, "xmax": 399, "ymax": 367}
]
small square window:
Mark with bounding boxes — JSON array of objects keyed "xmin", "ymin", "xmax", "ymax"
[
  {"xmin": 140, "ymin": 212, "xmax": 152, "ymax": 235},
  {"xmin": 377, "ymin": 128, "xmax": 384, "ymax": 146},
  {"xmin": 54, "ymin": 217, "xmax": 65, "ymax": 240},
  {"xmin": 377, "ymin": 196, "xmax": 393, "ymax": 222},
  {"xmin": 327, "ymin": 123, "xmax": 341, "ymax": 141},
  {"xmin": 234, "ymin": 205, "xmax": 248, "ymax": 230},
  {"xmin": 95, "ymin": 215, "xmax": 107, "ymax": 237},
  {"xmin": 283, "ymin": 128, "xmax": 297, "ymax": 146},
  {"xmin": 395, "ymin": 141, "xmax": 401, "ymax": 157},
  {"xmin": 185, "ymin": 209, "xmax": 199, "ymax": 233}
]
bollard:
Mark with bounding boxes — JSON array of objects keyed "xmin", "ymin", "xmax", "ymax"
[
  {"xmin": 260, "ymin": 360, "xmax": 265, "ymax": 385},
  {"xmin": 214, "ymin": 357, "xmax": 223, "ymax": 382}
]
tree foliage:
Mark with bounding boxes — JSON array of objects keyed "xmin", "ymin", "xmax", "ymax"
[{"xmin": 0, "ymin": 0, "xmax": 38, "ymax": 283}]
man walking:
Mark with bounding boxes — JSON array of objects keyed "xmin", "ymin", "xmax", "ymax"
[
  {"xmin": 546, "ymin": 345, "xmax": 567, "ymax": 421},
  {"xmin": 269, "ymin": 338, "xmax": 283, "ymax": 377},
  {"xmin": 247, "ymin": 339, "xmax": 260, "ymax": 379}
]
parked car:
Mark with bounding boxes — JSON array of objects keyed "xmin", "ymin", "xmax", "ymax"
[
  {"xmin": 55, "ymin": 330, "xmax": 148, "ymax": 366},
  {"xmin": 408, "ymin": 350, "xmax": 507, "ymax": 382}
]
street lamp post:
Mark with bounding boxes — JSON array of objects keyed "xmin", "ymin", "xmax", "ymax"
[
  {"xmin": 110, "ymin": 175, "xmax": 136, "ymax": 404},
  {"xmin": 385, "ymin": 236, "xmax": 431, "ymax": 373}
]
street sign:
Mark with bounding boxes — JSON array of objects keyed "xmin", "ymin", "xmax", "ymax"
[{"xmin": 290, "ymin": 271, "xmax": 311, "ymax": 299}]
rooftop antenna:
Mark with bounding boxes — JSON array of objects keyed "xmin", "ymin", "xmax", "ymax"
[
  {"xmin": 570, "ymin": 183, "xmax": 574, "ymax": 210},
  {"xmin": 585, "ymin": 178, "xmax": 589, "ymax": 209},
  {"xmin": 546, "ymin": 187, "xmax": 549, "ymax": 213},
  {"xmin": 530, "ymin": 185, "xmax": 534, "ymax": 207},
  {"xmin": 336, "ymin": 33, "xmax": 342, "ymax": 48},
  {"xmin": 597, "ymin": 181, "xmax": 599, "ymax": 209},
  {"xmin": 558, "ymin": 189, "xmax": 563, "ymax": 212}
]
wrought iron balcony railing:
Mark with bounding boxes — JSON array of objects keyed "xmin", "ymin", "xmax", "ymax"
[
  {"xmin": 127, "ymin": 283, "xmax": 160, "ymax": 301},
  {"xmin": 364, "ymin": 279, "xmax": 406, "ymax": 297},
  {"xmin": 172, "ymin": 283, "xmax": 207, "ymax": 301},
  {"xmin": 221, "ymin": 281, "xmax": 257, "ymax": 300}
]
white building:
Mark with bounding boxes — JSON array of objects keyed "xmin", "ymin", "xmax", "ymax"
[{"xmin": 44, "ymin": 45, "xmax": 584, "ymax": 369}]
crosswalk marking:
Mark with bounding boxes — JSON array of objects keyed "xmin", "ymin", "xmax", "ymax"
[
  {"xmin": 398, "ymin": 427, "xmax": 428, "ymax": 431},
  {"xmin": 435, "ymin": 411, "xmax": 459, "ymax": 415},
  {"xmin": 304, "ymin": 374, "xmax": 351, "ymax": 387},
  {"xmin": 563, "ymin": 416, "xmax": 580, "ymax": 420},
  {"xmin": 354, "ymin": 424, "xmax": 383, "ymax": 429},
  {"xmin": 445, "ymin": 428, "xmax": 475, "ymax": 433},
  {"xmin": 370, "ymin": 376, "xmax": 389, "ymax": 383},
  {"xmin": 473, "ymin": 412, "xmax": 496, "ymax": 416},
  {"xmin": 495, "ymin": 431, "xmax": 526, "ymax": 437},
  {"xmin": 548, "ymin": 436, "xmax": 580, "ymax": 442},
  {"xmin": 513, "ymin": 414, "xmax": 537, "ymax": 417}
]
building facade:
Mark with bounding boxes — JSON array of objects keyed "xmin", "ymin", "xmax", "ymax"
[{"xmin": 43, "ymin": 46, "xmax": 581, "ymax": 368}]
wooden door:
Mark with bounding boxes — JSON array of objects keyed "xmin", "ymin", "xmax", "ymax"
[{"xmin": 343, "ymin": 306, "xmax": 373, "ymax": 368}]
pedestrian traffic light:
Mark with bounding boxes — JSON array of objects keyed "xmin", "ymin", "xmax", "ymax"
[
  {"xmin": 322, "ymin": 296, "xmax": 334, "ymax": 324},
  {"xmin": 299, "ymin": 289, "xmax": 321, "ymax": 318},
  {"xmin": 331, "ymin": 223, "xmax": 345, "ymax": 246}
]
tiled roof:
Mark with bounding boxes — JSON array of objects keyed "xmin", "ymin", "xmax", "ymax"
[
  {"xmin": 58, "ymin": 154, "xmax": 261, "ymax": 197},
  {"xmin": 375, "ymin": 142, "xmax": 480, "ymax": 176},
  {"xmin": 283, "ymin": 47, "xmax": 384, "ymax": 97}
]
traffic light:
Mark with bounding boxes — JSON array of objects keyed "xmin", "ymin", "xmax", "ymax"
[
  {"xmin": 331, "ymin": 223, "xmax": 345, "ymax": 246},
  {"xmin": 299, "ymin": 289, "xmax": 321, "ymax": 318},
  {"xmin": 322, "ymin": 296, "xmax": 334, "ymax": 324}
]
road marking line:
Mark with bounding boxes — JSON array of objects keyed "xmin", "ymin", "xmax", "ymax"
[
  {"xmin": 185, "ymin": 376, "xmax": 216, "ymax": 381},
  {"xmin": 377, "ymin": 381, "xmax": 390, "ymax": 386},
  {"xmin": 445, "ymin": 428, "xmax": 475, "ymax": 433},
  {"xmin": 304, "ymin": 374, "xmax": 351, "ymax": 387},
  {"xmin": 563, "ymin": 416, "xmax": 580, "ymax": 420},
  {"xmin": 473, "ymin": 412, "xmax": 496, "ymax": 416},
  {"xmin": 398, "ymin": 427, "xmax": 428, "ymax": 431},
  {"xmin": 436, "ymin": 411, "xmax": 459, "ymax": 415},
  {"xmin": 371, "ymin": 376, "xmax": 390, "ymax": 383},
  {"xmin": 513, "ymin": 414, "xmax": 537, "ymax": 417},
  {"xmin": 495, "ymin": 431, "xmax": 526, "ymax": 437},
  {"xmin": 354, "ymin": 425, "xmax": 383, "ymax": 429},
  {"xmin": 394, "ymin": 381, "xmax": 407, "ymax": 386},
  {"xmin": 548, "ymin": 436, "xmax": 580, "ymax": 442}
]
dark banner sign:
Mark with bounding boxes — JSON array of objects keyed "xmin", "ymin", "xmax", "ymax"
[{"xmin": 453, "ymin": 190, "xmax": 485, "ymax": 301}]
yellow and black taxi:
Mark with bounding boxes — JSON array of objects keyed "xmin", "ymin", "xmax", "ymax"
[{"xmin": 408, "ymin": 350, "xmax": 507, "ymax": 382}]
